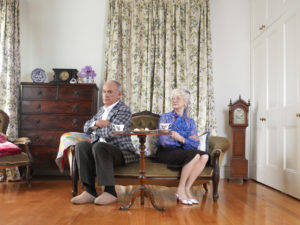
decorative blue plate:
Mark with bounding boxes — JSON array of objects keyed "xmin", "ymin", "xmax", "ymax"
[{"xmin": 31, "ymin": 68, "xmax": 47, "ymax": 83}]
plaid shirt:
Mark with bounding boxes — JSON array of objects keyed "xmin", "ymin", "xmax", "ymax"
[
  {"xmin": 157, "ymin": 110, "xmax": 199, "ymax": 150},
  {"xmin": 84, "ymin": 101, "xmax": 139, "ymax": 164}
]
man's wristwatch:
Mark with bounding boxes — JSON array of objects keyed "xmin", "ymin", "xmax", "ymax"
[{"xmin": 182, "ymin": 138, "xmax": 185, "ymax": 144}]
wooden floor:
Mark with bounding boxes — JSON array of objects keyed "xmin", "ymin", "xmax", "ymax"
[{"xmin": 0, "ymin": 179, "xmax": 300, "ymax": 225}]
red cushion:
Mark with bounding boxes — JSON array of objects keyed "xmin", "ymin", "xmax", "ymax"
[
  {"xmin": 0, "ymin": 141, "xmax": 22, "ymax": 157},
  {"xmin": 0, "ymin": 132, "xmax": 8, "ymax": 143}
]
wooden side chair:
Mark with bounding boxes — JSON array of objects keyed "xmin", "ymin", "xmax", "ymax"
[{"xmin": 0, "ymin": 109, "xmax": 33, "ymax": 186}]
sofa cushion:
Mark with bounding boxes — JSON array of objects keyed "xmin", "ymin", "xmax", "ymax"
[
  {"xmin": 114, "ymin": 158, "xmax": 213, "ymax": 178},
  {"xmin": 0, "ymin": 141, "xmax": 22, "ymax": 157},
  {"xmin": 0, "ymin": 152, "xmax": 29, "ymax": 164}
]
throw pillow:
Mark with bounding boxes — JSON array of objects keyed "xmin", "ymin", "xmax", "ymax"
[
  {"xmin": 0, "ymin": 141, "xmax": 22, "ymax": 157},
  {"xmin": 146, "ymin": 135, "xmax": 158, "ymax": 158},
  {"xmin": 131, "ymin": 135, "xmax": 158, "ymax": 157},
  {"xmin": 131, "ymin": 135, "xmax": 142, "ymax": 155},
  {"xmin": 197, "ymin": 131, "xmax": 210, "ymax": 153}
]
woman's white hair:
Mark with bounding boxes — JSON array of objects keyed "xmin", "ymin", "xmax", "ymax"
[{"xmin": 171, "ymin": 88, "xmax": 191, "ymax": 115}]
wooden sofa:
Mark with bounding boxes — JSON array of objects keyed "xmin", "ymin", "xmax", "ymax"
[{"xmin": 71, "ymin": 111, "xmax": 230, "ymax": 202}]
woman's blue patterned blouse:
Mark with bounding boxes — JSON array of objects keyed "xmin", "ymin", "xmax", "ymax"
[{"xmin": 157, "ymin": 110, "xmax": 199, "ymax": 150}]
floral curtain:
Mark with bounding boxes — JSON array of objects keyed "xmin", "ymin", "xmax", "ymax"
[
  {"xmin": 104, "ymin": 0, "xmax": 216, "ymax": 134},
  {"xmin": 0, "ymin": 0, "xmax": 20, "ymax": 139}
]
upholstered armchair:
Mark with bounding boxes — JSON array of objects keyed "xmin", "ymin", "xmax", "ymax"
[{"xmin": 0, "ymin": 110, "xmax": 32, "ymax": 185}]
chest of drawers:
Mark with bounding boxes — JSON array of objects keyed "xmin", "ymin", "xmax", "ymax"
[{"xmin": 19, "ymin": 82, "xmax": 98, "ymax": 173}]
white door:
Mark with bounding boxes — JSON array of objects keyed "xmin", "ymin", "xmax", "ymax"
[
  {"xmin": 251, "ymin": 4, "xmax": 300, "ymax": 199},
  {"xmin": 251, "ymin": 37, "xmax": 267, "ymax": 183},
  {"xmin": 251, "ymin": 20, "xmax": 284, "ymax": 190},
  {"xmin": 281, "ymin": 10, "xmax": 300, "ymax": 199},
  {"xmin": 264, "ymin": 21, "xmax": 284, "ymax": 192}
]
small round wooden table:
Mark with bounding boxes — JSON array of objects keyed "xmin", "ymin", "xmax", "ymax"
[{"xmin": 112, "ymin": 129, "xmax": 171, "ymax": 211}]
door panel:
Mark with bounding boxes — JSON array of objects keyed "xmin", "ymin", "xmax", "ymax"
[
  {"xmin": 285, "ymin": 127, "xmax": 297, "ymax": 171},
  {"xmin": 265, "ymin": 24, "xmax": 284, "ymax": 191},
  {"xmin": 251, "ymin": 38, "xmax": 267, "ymax": 182},
  {"xmin": 266, "ymin": 127, "xmax": 280, "ymax": 166},
  {"xmin": 282, "ymin": 10, "xmax": 300, "ymax": 199},
  {"xmin": 267, "ymin": 0, "xmax": 284, "ymax": 22}
]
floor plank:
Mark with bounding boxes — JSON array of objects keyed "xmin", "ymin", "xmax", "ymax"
[{"xmin": 0, "ymin": 179, "xmax": 300, "ymax": 225}]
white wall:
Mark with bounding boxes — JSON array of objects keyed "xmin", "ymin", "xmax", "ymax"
[
  {"xmin": 20, "ymin": 0, "xmax": 251, "ymax": 178},
  {"xmin": 211, "ymin": 0, "xmax": 250, "ymax": 177},
  {"xmin": 20, "ymin": 0, "xmax": 108, "ymax": 85}
]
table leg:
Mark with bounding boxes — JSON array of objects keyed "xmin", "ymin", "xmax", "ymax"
[
  {"xmin": 141, "ymin": 188, "xmax": 144, "ymax": 205},
  {"xmin": 120, "ymin": 186, "xmax": 165, "ymax": 211},
  {"xmin": 144, "ymin": 186, "xmax": 165, "ymax": 211},
  {"xmin": 119, "ymin": 186, "xmax": 143, "ymax": 210},
  {"xmin": 119, "ymin": 134, "xmax": 164, "ymax": 211}
]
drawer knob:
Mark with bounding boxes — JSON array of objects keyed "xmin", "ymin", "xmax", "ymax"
[
  {"xmin": 34, "ymin": 152, "xmax": 39, "ymax": 157},
  {"xmin": 37, "ymin": 90, "xmax": 43, "ymax": 96},
  {"xmin": 72, "ymin": 119, "xmax": 78, "ymax": 125},
  {"xmin": 72, "ymin": 104, "xmax": 79, "ymax": 112},
  {"xmin": 34, "ymin": 136, "xmax": 40, "ymax": 142},
  {"xmin": 36, "ymin": 104, "xmax": 41, "ymax": 111},
  {"xmin": 35, "ymin": 119, "xmax": 41, "ymax": 125},
  {"xmin": 74, "ymin": 91, "xmax": 80, "ymax": 97}
]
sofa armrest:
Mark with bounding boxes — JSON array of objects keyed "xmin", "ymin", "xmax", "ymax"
[
  {"xmin": 13, "ymin": 137, "xmax": 31, "ymax": 145},
  {"xmin": 208, "ymin": 136, "xmax": 230, "ymax": 167},
  {"xmin": 13, "ymin": 137, "xmax": 33, "ymax": 163}
]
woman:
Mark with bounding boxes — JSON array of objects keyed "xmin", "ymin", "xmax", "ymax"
[{"xmin": 157, "ymin": 88, "xmax": 209, "ymax": 205}]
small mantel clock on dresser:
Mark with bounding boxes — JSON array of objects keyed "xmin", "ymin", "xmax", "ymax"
[{"xmin": 228, "ymin": 96, "xmax": 250, "ymax": 181}]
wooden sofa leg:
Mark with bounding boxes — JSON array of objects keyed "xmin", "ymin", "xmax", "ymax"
[
  {"xmin": 72, "ymin": 152, "xmax": 79, "ymax": 197},
  {"xmin": 203, "ymin": 183, "xmax": 208, "ymax": 192},
  {"xmin": 212, "ymin": 151, "xmax": 221, "ymax": 202},
  {"xmin": 212, "ymin": 173, "xmax": 219, "ymax": 202},
  {"xmin": 26, "ymin": 165, "xmax": 31, "ymax": 187}
]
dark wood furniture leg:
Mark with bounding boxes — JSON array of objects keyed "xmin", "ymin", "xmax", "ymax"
[
  {"xmin": 26, "ymin": 165, "xmax": 31, "ymax": 187},
  {"xmin": 71, "ymin": 146, "xmax": 78, "ymax": 197},
  {"xmin": 120, "ymin": 135, "xmax": 165, "ymax": 211},
  {"xmin": 212, "ymin": 150, "xmax": 221, "ymax": 202},
  {"xmin": 25, "ymin": 143, "xmax": 32, "ymax": 187}
]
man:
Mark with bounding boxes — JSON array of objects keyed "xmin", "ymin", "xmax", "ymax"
[{"xmin": 71, "ymin": 80, "xmax": 139, "ymax": 205}]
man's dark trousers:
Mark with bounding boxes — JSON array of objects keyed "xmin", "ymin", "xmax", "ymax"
[{"xmin": 75, "ymin": 141, "xmax": 124, "ymax": 186}]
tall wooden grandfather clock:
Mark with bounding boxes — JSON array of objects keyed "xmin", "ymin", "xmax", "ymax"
[{"xmin": 228, "ymin": 96, "xmax": 250, "ymax": 181}]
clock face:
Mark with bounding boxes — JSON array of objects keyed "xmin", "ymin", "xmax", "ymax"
[
  {"xmin": 233, "ymin": 108, "xmax": 245, "ymax": 124},
  {"xmin": 59, "ymin": 71, "xmax": 70, "ymax": 81}
]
